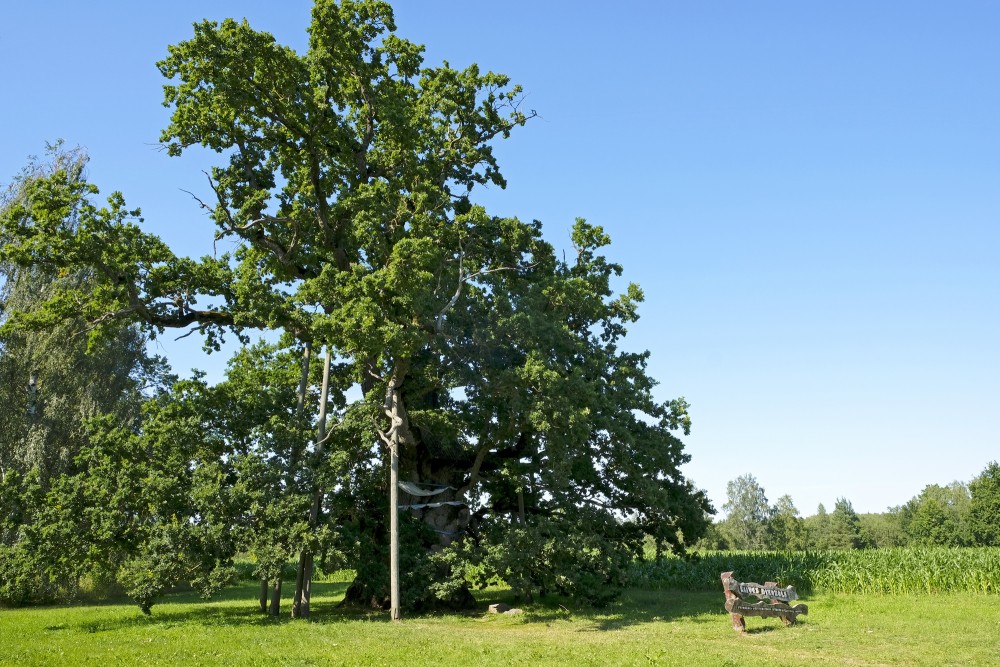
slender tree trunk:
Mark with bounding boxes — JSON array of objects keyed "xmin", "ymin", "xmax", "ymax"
[
  {"xmin": 268, "ymin": 577, "xmax": 282, "ymax": 616},
  {"xmin": 292, "ymin": 552, "xmax": 307, "ymax": 618},
  {"xmin": 296, "ymin": 342, "xmax": 312, "ymax": 414},
  {"xmin": 300, "ymin": 494, "xmax": 321, "ymax": 615},
  {"xmin": 259, "ymin": 579, "xmax": 269, "ymax": 613},
  {"xmin": 517, "ymin": 487, "xmax": 526, "ymax": 525},
  {"xmin": 292, "ymin": 347, "xmax": 331, "ymax": 619},
  {"xmin": 290, "ymin": 342, "xmax": 313, "ymax": 619}
]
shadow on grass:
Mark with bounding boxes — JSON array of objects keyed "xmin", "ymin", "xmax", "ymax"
[
  {"xmin": 466, "ymin": 587, "xmax": 728, "ymax": 631},
  {"xmin": 67, "ymin": 582, "xmax": 733, "ymax": 634},
  {"xmin": 68, "ymin": 581, "xmax": 369, "ymax": 633}
]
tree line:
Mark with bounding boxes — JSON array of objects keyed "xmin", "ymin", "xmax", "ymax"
[
  {"xmin": 1, "ymin": 1, "xmax": 710, "ymax": 613},
  {"xmin": 702, "ymin": 467, "xmax": 1000, "ymax": 551}
]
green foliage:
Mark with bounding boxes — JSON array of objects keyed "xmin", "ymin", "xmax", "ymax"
[
  {"xmin": 900, "ymin": 482, "xmax": 972, "ymax": 547},
  {"xmin": 968, "ymin": 461, "xmax": 1000, "ymax": 546},
  {"xmin": 0, "ymin": 145, "xmax": 179, "ymax": 609},
  {"xmin": 719, "ymin": 474, "xmax": 773, "ymax": 550},
  {"xmin": 802, "ymin": 502, "xmax": 829, "ymax": 549},
  {"xmin": 468, "ymin": 512, "xmax": 635, "ymax": 607},
  {"xmin": 702, "ymin": 471, "xmax": 1000, "ymax": 553},
  {"xmin": 115, "ymin": 522, "xmax": 194, "ymax": 615},
  {"xmin": 0, "ymin": 470, "xmax": 67, "ymax": 606},
  {"xmin": 35, "ymin": 396, "xmax": 243, "ymax": 612},
  {"xmin": 715, "ymin": 478, "xmax": 807, "ymax": 550},
  {"xmin": 858, "ymin": 511, "xmax": 909, "ymax": 548},
  {"xmin": 633, "ymin": 547, "xmax": 1000, "ymax": 595},
  {"xmin": 1, "ymin": 1, "xmax": 712, "ymax": 613},
  {"xmin": 0, "ymin": 145, "xmax": 171, "ymax": 486},
  {"xmin": 824, "ymin": 497, "xmax": 865, "ymax": 549},
  {"xmin": 767, "ymin": 494, "xmax": 809, "ymax": 550}
]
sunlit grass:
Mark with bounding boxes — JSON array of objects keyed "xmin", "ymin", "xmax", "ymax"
[{"xmin": 2, "ymin": 581, "xmax": 998, "ymax": 666}]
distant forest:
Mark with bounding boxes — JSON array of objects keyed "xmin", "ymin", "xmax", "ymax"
[{"xmin": 699, "ymin": 465, "xmax": 1000, "ymax": 551}]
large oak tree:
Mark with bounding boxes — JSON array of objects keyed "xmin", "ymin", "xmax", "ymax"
[{"xmin": 1, "ymin": 0, "xmax": 711, "ymax": 613}]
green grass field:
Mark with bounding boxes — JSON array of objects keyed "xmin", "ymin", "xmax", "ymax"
[{"xmin": 2, "ymin": 581, "xmax": 998, "ymax": 666}]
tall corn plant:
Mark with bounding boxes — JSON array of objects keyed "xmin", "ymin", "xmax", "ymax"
[{"xmin": 632, "ymin": 547, "xmax": 1000, "ymax": 595}]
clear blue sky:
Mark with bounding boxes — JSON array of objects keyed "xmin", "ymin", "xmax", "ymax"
[{"xmin": 3, "ymin": 1, "xmax": 998, "ymax": 516}]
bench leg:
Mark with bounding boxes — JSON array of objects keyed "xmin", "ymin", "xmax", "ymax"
[{"xmin": 731, "ymin": 612, "xmax": 746, "ymax": 633}]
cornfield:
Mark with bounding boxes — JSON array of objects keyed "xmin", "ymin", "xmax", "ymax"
[{"xmin": 630, "ymin": 548, "xmax": 1000, "ymax": 595}]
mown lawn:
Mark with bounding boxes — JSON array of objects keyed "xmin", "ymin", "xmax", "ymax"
[{"xmin": 2, "ymin": 582, "xmax": 998, "ymax": 666}]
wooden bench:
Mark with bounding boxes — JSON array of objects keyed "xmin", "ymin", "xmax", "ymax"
[{"xmin": 721, "ymin": 571, "xmax": 808, "ymax": 632}]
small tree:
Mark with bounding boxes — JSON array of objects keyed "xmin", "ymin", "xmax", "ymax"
[
  {"xmin": 858, "ymin": 511, "xmax": 908, "ymax": 548},
  {"xmin": 720, "ymin": 474, "xmax": 773, "ymax": 550},
  {"xmin": 803, "ymin": 503, "xmax": 830, "ymax": 549},
  {"xmin": 0, "ymin": 145, "xmax": 173, "ymax": 607},
  {"xmin": 1, "ymin": 144, "xmax": 170, "ymax": 486},
  {"xmin": 693, "ymin": 521, "xmax": 729, "ymax": 550},
  {"xmin": 824, "ymin": 497, "xmax": 864, "ymax": 549},
  {"xmin": 901, "ymin": 483, "xmax": 972, "ymax": 547},
  {"xmin": 767, "ymin": 495, "xmax": 808, "ymax": 550}
]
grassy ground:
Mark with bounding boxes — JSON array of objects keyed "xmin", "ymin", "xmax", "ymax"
[{"xmin": 2, "ymin": 583, "xmax": 998, "ymax": 666}]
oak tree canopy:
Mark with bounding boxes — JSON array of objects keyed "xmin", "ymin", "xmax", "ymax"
[{"xmin": 0, "ymin": 0, "xmax": 711, "ymax": 612}]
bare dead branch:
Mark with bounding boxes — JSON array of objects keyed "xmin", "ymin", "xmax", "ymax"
[{"xmin": 173, "ymin": 326, "xmax": 201, "ymax": 341}]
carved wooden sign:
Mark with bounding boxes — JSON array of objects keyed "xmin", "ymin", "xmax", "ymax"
[
  {"xmin": 721, "ymin": 571, "xmax": 807, "ymax": 632},
  {"xmin": 727, "ymin": 580, "xmax": 797, "ymax": 603}
]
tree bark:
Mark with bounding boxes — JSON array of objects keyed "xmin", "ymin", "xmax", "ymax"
[
  {"xmin": 292, "ymin": 553, "xmax": 306, "ymax": 618},
  {"xmin": 290, "ymin": 342, "xmax": 313, "ymax": 619},
  {"xmin": 292, "ymin": 346, "xmax": 331, "ymax": 619},
  {"xmin": 268, "ymin": 577, "xmax": 282, "ymax": 616},
  {"xmin": 517, "ymin": 487, "xmax": 526, "ymax": 525},
  {"xmin": 259, "ymin": 578, "xmax": 268, "ymax": 613}
]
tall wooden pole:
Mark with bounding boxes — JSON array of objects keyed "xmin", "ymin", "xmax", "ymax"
[
  {"xmin": 389, "ymin": 434, "xmax": 401, "ymax": 621},
  {"xmin": 383, "ymin": 367, "xmax": 406, "ymax": 622}
]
